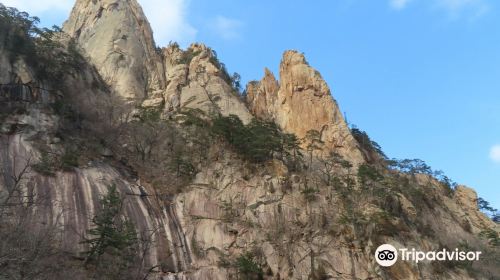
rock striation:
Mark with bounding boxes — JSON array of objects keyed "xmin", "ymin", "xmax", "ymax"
[{"xmin": 247, "ymin": 50, "xmax": 365, "ymax": 164}]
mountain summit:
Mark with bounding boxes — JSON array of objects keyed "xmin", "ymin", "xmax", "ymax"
[
  {"xmin": 63, "ymin": 0, "xmax": 164, "ymax": 100},
  {"xmin": 63, "ymin": 0, "xmax": 252, "ymax": 122},
  {"xmin": 247, "ymin": 50, "xmax": 365, "ymax": 164}
]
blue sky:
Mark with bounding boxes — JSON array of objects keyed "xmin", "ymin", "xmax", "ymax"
[{"xmin": 4, "ymin": 0, "xmax": 499, "ymax": 209}]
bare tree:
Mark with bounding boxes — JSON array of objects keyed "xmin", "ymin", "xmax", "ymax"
[{"xmin": 0, "ymin": 137, "xmax": 33, "ymax": 218}]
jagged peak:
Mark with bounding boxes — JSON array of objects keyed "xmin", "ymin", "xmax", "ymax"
[
  {"xmin": 163, "ymin": 42, "xmax": 211, "ymax": 55},
  {"xmin": 281, "ymin": 49, "xmax": 308, "ymax": 66},
  {"xmin": 246, "ymin": 50, "xmax": 365, "ymax": 165},
  {"xmin": 187, "ymin": 42, "xmax": 210, "ymax": 53},
  {"xmin": 278, "ymin": 49, "xmax": 330, "ymax": 98},
  {"xmin": 260, "ymin": 67, "xmax": 279, "ymax": 97},
  {"xmin": 64, "ymin": 0, "xmax": 155, "ymax": 42},
  {"xmin": 263, "ymin": 67, "xmax": 277, "ymax": 80},
  {"xmin": 162, "ymin": 42, "xmax": 222, "ymax": 69},
  {"xmin": 63, "ymin": 0, "xmax": 164, "ymax": 101}
]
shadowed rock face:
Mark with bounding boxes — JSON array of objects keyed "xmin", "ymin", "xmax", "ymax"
[
  {"xmin": 0, "ymin": 133, "xmax": 193, "ymax": 275},
  {"xmin": 247, "ymin": 51, "xmax": 365, "ymax": 165},
  {"xmin": 63, "ymin": 0, "xmax": 165, "ymax": 101},
  {"xmin": 0, "ymin": 49, "xmax": 194, "ymax": 273}
]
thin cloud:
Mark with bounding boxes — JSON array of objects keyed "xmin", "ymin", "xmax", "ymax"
[
  {"xmin": 2, "ymin": 0, "xmax": 197, "ymax": 47},
  {"xmin": 1, "ymin": 0, "xmax": 72, "ymax": 15},
  {"xmin": 211, "ymin": 16, "xmax": 243, "ymax": 40},
  {"xmin": 389, "ymin": 0, "xmax": 490, "ymax": 19},
  {"xmin": 140, "ymin": 0, "xmax": 197, "ymax": 47},
  {"xmin": 390, "ymin": 0, "xmax": 412, "ymax": 10},
  {"xmin": 490, "ymin": 145, "xmax": 500, "ymax": 164},
  {"xmin": 434, "ymin": 0, "xmax": 489, "ymax": 19}
]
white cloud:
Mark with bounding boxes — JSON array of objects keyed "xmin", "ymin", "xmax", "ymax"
[
  {"xmin": 389, "ymin": 0, "xmax": 490, "ymax": 18},
  {"xmin": 1, "ymin": 0, "xmax": 72, "ymax": 15},
  {"xmin": 139, "ymin": 0, "xmax": 197, "ymax": 47},
  {"xmin": 210, "ymin": 16, "xmax": 243, "ymax": 40},
  {"xmin": 2, "ymin": 0, "xmax": 197, "ymax": 47},
  {"xmin": 434, "ymin": 0, "xmax": 489, "ymax": 19},
  {"xmin": 490, "ymin": 145, "xmax": 500, "ymax": 163},
  {"xmin": 390, "ymin": 0, "xmax": 412, "ymax": 10}
]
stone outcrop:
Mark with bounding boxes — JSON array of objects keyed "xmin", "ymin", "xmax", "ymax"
[
  {"xmin": 247, "ymin": 51, "xmax": 364, "ymax": 164},
  {"xmin": 63, "ymin": 1, "xmax": 252, "ymax": 122},
  {"xmin": 454, "ymin": 185, "xmax": 497, "ymax": 233},
  {"xmin": 63, "ymin": 0, "xmax": 165, "ymax": 101},
  {"xmin": 161, "ymin": 43, "xmax": 252, "ymax": 123},
  {"xmin": 246, "ymin": 68, "xmax": 279, "ymax": 121}
]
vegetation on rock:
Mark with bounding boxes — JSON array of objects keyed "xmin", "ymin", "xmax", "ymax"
[
  {"xmin": 0, "ymin": 4, "xmax": 84, "ymax": 83},
  {"xmin": 83, "ymin": 185, "xmax": 138, "ymax": 262},
  {"xmin": 212, "ymin": 114, "xmax": 301, "ymax": 163}
]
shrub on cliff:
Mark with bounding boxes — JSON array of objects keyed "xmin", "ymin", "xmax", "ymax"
[
  {"xmin": 0, "ymin": 4, "xmax": 85, "ymax": 83},
  {"xmin": 236, "ymin": 252, "xmax": 264, "ymax": 280},
  {"xmin": 351, "ymin": 127, "xmax": 386, "ymax": 161},
  {"xmin": 212, "ymin": 115, "xmax": 300, "ymax": 163}
]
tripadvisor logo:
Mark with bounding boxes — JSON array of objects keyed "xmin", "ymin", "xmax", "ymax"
[
  {"xmin": 375, "ymin": 244, "xmax": 398, "ymax": 267},
  {"xmin": 375, "ymin": 244, "xmax": 482, "ymax": 267}
]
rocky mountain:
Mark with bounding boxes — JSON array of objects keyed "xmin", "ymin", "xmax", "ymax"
[
  {"xmin": 159, "ymin": 43, "xmax": 252, "ymax": 123},
  {"xmin": 0, "ymin": 1, "xmax": 498, "ymax": 280},
  {"xmin": 246, "ymin": 51, "xmax": 364, "ymax": 165},
  {"xmin": 63, "ymin": 0, "xmax": 164, "ymax": 101},
  {"xmin": 62, "ymin": 0, "xmax": 252, "ymax": 122}
]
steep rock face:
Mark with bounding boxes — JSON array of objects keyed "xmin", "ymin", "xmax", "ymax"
[
  {"xmin": 63, "ymin": 0, "xmax": 165, "ymax": 101},
  {"xmin": 247, "ymin": 51, "xmax": 364, "ymax": 164},
  {"xmin": 0, "ymin": 48, "xmax": 194, "ymax": 277},
  {"xmin": 171, "ymin": 158, "xmax": 498, "ymax": 279},
  {"xmin": 454, "ymin": 185, "xmax": 497, "ymax": 233},
  {"xmin": 63, "ymin": 0, "xmax": 252, "ymax": 123},
  {"xmin": 173, "ymin": 158, "xmax": 377, "ymax": 279},
  {"xmin": 162, "ymin": 43, "xmax": 252, "ymax": 124},
  {"xmin": 246, "ymin": 68, "xmax": 279, "ymax": 121},
  {"xmin": 0, "ymin": 133, "xmax": 195, "ymax": 275}
]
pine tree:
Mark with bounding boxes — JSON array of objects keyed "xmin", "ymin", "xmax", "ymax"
[{"xmin": 83, "ymin": 185, "xmax": 137, "ymax": 263}]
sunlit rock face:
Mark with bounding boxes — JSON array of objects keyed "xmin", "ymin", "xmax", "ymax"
[
  {"xmin": 247, "ymin": 50, "xmax": 365, "ymax": 165},
  {"xmin": 63, "ymin": 0, "xmax": 165, "ymax": 101},
  {"xmin": 63, "ymin": 0, "xmax": 251, "ymax": 123},
  {"xmin": 161, "ymin": 43, "xmax": 253, "ymax": 124},
  {"xmin": 63, "ymin": 1, "xmax": 253, "ymax": 123}
]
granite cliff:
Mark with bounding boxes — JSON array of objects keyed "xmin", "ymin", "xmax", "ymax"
[
  {"xmin": 246, "ymin": 51, "xmax": 364, "ymax": 165},
  {"xmin": 0, "ymin": 1, "xmax": 498, "ymax": 279}
]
